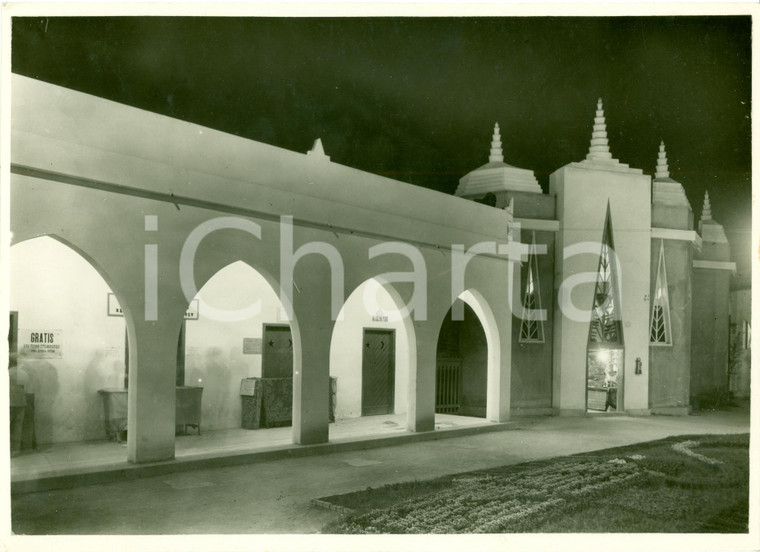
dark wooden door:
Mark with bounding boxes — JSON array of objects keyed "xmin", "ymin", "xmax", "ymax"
[
  {"xmin": 362, "ymin": 329, "xmax": 395, "ymax": 416},
  {"xmin": 176, "ymin": 320, "xmax": 186, "ymax": 386},
  {"xmin": 9, "ymin": 311, "xmax": 18, "ymax": 368},
  {"xmin": 262, "ymin": 325, "xmax": 293, "ymax": 378}
]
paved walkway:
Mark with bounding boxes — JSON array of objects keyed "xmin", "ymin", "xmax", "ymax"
[
  {"xmin": 10, "ymin": 404, "xmax": 750, "ymax": 535},
  {"xmin": 10, "ymin": 412, "xmax": 498, "ymax": 491}
]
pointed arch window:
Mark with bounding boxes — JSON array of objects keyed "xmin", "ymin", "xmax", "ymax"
[
  {"xmin": 650, "ymin": 240, "xmax": 672, "ymax": 345},
  {"xmin": 520, "ymin": 233, "xmax": 544, "ymax": 343},
  {"xmin": 589, "ymin": 206, "xmax": 624, "ymax": 346}
]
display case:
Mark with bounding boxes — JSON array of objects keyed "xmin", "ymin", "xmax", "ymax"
[
  {"xmin": 98, "ymin": 386, "xmax": 203, "ymax": 441},
  {"xmin": 240, "ymin": 377, "xmax": 336, "ymax": 429}
]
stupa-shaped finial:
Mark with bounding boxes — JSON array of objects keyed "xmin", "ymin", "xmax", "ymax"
[
  {"xmin": 586, "ymin": 97, "xmax": 612, "ymax": 161},
  {"xmin": 701, "ymin": 190, "xmax": 713, "ymax": 221},
  {"xmin": 655, "ymin": 140, "xmax": 670, "ymax": 179},
  {"xmin": 489, "ymin": 122, "xmax": 504, "ymax": 163}
]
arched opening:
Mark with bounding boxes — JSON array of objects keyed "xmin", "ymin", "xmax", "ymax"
[
  {"xmin": 329, "ymin": 278, "xmax": 415, "ymax": 428},
  {"xmin": 181, "ymin": 261, "xmax": 298, "ymax": 435},
  {"xmin": 586, "ymin": 206, "xmax": 625, "ymax": 413},
  {"xmin": 9, "ymin": 236, "xmax": 127, "ymax": 454},
  {"xmin": 434, "ymin": 290, "xmax": 499, "ymax": 421}
]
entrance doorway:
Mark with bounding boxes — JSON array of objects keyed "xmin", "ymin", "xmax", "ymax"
[
  {"xmin": 586, "ymin": 205, "xmax": 624, "ymax": 412},
  {"xmin": 262, "ymin": 324, "xmax": 294, "ymax": 378},
  {"xmin": 434, "ymin": 301, "xmax": 488, "ymax": 418},
  {"xmin": 361, "ymin": 329, "xmax": 395, "ymax": 416},
  {"xmin": 587, "ymin": 348, "xmax": 623, "ymax": 412}
]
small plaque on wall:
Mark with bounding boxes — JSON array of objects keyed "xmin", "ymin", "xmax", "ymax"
[
  {"xmin": 372, "ymin": 310, "xmax": 389, "ymax": 322},
  {"xmin": 243, "ymin": 337, "xmax": 262, "ymax": 354}
]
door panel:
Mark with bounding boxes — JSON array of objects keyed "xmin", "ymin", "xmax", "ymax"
[
  {"xmin": 262, "ymin": 325, "xmax": 293, "ymax": 378},
  {"xmin": 362, "ymin": 329, "xmax": 395, "ymax": 416},
  {"xmin": 9, "ymin": 311, "xmax": 18, "ymax": 368}
]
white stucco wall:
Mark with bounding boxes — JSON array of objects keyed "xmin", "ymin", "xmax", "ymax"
[
  {"xmin": 9, "ymin": 237, "xmax": 126, "ymax": 444},
  {"xmin": 329, "ymin": 279, "xmax": 410, "ymax": 420}
]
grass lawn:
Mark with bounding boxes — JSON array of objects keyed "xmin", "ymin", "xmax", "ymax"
[{"xmin": 319, "ymin": 433, "xmax": 749, "ymax": 534}]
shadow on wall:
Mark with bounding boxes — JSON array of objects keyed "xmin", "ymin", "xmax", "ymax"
[
  {"xmin": 11, "ymin": 350, "xmax": 125, "ymax": 445},
  {"xmin": 10, "ymin": 359, "xmax": 59, "ymax": 446},
  {"xmin": 186, "ymin": 347, "xmax": 232, "ymax": 430},
  {"xmin": 83, "ymin": 350, "xmax": 125, "ymax": 440}
]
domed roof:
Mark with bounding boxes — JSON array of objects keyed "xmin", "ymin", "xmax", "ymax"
[{"xmin": 455, "ymin": 123, "xmax": 542, "ymax": 197}]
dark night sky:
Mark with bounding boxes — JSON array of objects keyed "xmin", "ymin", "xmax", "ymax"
[{"xmin": 11, "ymin": 15, "xmax": 752, "ymax": 272}]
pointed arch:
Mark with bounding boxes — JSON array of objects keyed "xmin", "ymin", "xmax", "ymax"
[
  {"xmin": 12, "ymin": 233, "xmax": 126, "ymax": 311},
  {"xmin": 181, "ymin": 259, "xmax": 301, "ymax": 432},
  {"xmin": 588, "ymin": 204, "xmax": 624, "ymax": 347},
  {"xmin": 434, "ymin": 288, "xmax": 500, "ymax": 421},
  {"xmin": 329, "ymin": 277, "xmax": 417, "ymax": 421},
  {"xmin": 459, "ymin": 289, "xmax": 502, "ymax": 422},
  {"xmin": 9, "ymin": 235, "xmax": 128, "ymax": 444}
]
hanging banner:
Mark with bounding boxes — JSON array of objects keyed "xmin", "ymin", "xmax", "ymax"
[{"xmin": 19, "ymin": 329, "xmax": 63, "ymax": 359}]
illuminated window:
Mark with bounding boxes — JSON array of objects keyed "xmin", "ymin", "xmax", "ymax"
[
  {"xmin": 650, "ymin": 240, "xmax": 672, "ymax": 345},
  {"xmin": 520, "ymin": 233, "xmax": 544, "ymax": 343}
]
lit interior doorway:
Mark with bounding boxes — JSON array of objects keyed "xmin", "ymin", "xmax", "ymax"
[
  {"xmin": 586, "ymin": 207, "xmax": 624, "ymax": 413},
  {"xmin": 587, "ymin": 347, "xmax": 623, "ymax": 412}
]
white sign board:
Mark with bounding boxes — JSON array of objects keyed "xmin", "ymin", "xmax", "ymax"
[
  {"xmin": 184, "ymin": 300, "xmax": 199, "ymax": 320},
  {"xmin": 19, "ymin": 329, "xmax": 63, "ymax": 359},
  {"xmin": 243, "ymin": 337, "xmax": 262, "ymax": 354},
  {"xmin": 108, "ymin": 293, "xmax": 199, "ymax": 320},
  {"xmin": 107, "ymin": 293, "xmax": 125, "ymax": 316}
]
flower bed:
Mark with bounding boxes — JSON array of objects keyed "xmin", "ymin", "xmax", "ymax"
[
  {"xmin": 323, "ymin": 433, "xmax": 749, "ymax": 534},
  {"xmin": 335, "ymin": 459, "xmax": 642, "ymax": 534}
]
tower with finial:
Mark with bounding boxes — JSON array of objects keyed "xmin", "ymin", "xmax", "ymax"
[
  {"xmin": 652, "ymin": 141, "xmax": 692, "ymax": 225},
  {"xmin": 697, "ymin": 189, "xmax": 728, "ymax": 244},
  {"xmin": 690, "ymin": 186, "xmax": 734, "ymax": 409},
  {"xmin": 489, "ymin": 123, "xmax": 505, "ymax": 163},
  {"xmin": 586, "ymin": 98, "xmax": 612, "ymax": 162},
  {"xmin": 455, "ymin": 122, "xmax": 542, "ymax": 198},
  {"xmin": 548, "ymin": 96, "xmax": 650, "ymax": 416},
  {"xmin": 701, "ymin": 190, "xmax": 712, "ymax": 222},
  {"xmin": 655, "ymin": 141, "xmax": 670, "ymax": 179},
  {"xmin": 569, "ymin": 98, "xmax": 639, "ymax": 173}
]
